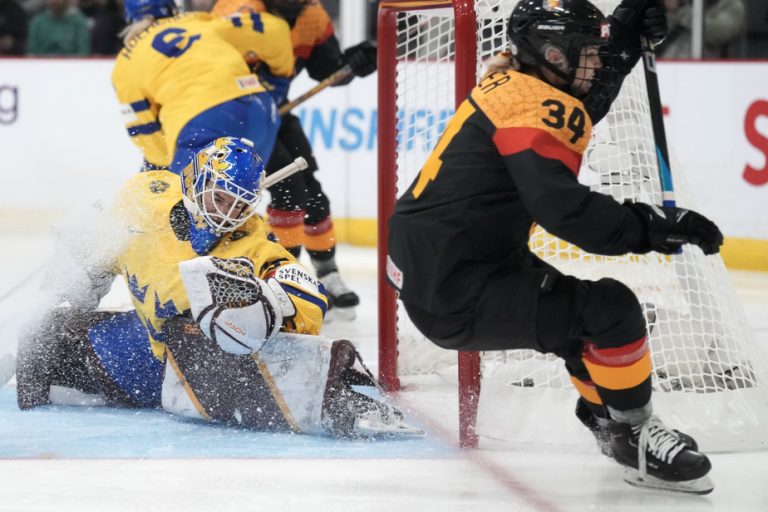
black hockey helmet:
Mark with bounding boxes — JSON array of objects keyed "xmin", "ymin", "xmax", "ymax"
[
  {"xmin": 507, "ymin": 0, "xmax": 610, "ymax": 85},
  {"xmin": 263, "ymin": 0, "xmax": 309, "ymax": 27}
]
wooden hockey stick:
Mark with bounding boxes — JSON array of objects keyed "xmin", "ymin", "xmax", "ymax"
[
  {"xmin": 641, "ymin": 36, "xmax": 676, "ymax": 208},
  {"xmin": 277, "ymin": 65, "xmax": 354, "ymax": 116},
  {"xmin": 262, "ymin": 156, "xmax": 308, "ymax": 188}
]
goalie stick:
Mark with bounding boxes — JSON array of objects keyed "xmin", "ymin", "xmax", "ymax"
[{"xmin": 278, "ymin": 65, "xmax": 354, "ymax": 116}]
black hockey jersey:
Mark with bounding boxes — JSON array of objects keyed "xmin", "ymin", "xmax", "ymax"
[{"xmin": 387, "ymin": 69, "xmax": 647, "ymax": 315}]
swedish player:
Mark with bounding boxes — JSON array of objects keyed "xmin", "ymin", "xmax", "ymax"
[
  {"xmin": 113, "ymin": 0, "xmax": 295, "ymax": 174},
  {"xmin": 387, "ymin": 0, "xmax": 722, "ymax": 494},
  {"xmin": 211, "ymin": 0, "xmax": 379, "ymax": 319},
  {"xmin": 16, "ymin": 137, "xmax": 421, "ymax": 438}
]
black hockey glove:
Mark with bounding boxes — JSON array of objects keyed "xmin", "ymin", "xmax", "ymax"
[
  {"xmin": 612, "ymin": 0, "xmax": 668, "ymax": 48},
  {"xmin": 343, "ymin": 41, "xmax": 377, "ymax": 77},
  {"xmin": 627, "ymin": 202, "xmax": 724, "ymax": 255}
]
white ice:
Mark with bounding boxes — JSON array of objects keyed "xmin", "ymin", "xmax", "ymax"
[{"xmin": 1, "ymin": 237, "xmax": 767, "ymax": 511}]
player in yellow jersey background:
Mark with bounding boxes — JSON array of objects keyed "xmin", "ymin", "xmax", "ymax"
[
  {"xmin": 16, "ymin": 137, "xmax": 422, "ymax": 439},
  {"xmin": 212, "ymin": 0, "xmax": 378, "ymax": 319},
  {"xmin": 113, "ymin": 0, "xmax": 294, "ymax": 175}
]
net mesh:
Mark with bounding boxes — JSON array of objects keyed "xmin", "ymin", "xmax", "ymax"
[{"xmin": 387, "ymin": 0, "xmax": 768, "ymax": 451}]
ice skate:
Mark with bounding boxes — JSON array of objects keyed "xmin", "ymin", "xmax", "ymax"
[
  {"xmin": 322, "ymin": 386, "xmax": 424, "ymax": 439},
  {"xmin": 607, "ymin": 416, "xmax": 713, "ymax": 494},
  {"xmin": 575, "ymin": 398, "xmax": 697, "ymax": 458},
  {"xmin": 320, "ymin": 271, "xmax": 359, "ymax": 321},
  {"xmin": 322, "ymin": 340, "xmax": 423, "ymax": 439}
]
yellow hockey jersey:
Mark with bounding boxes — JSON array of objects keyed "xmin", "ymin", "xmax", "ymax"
[
  {"xmin": 112, "ymin": 12, "xmax": 294, "ymax": 167},
  {"xmin": 112, "ymin": 171, "xmax": 327, "ymax": 360}
]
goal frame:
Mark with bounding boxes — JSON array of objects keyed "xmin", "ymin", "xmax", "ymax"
[{"xmin": 377, "ymin": 0, "xmax": 482, "ymax": 448}]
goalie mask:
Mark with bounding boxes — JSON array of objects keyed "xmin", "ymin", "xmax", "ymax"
[
  {"xmin": 507, "ymin": 0, "xmax": 610, "ymax": 96},
  {"xmin": 123, "ymin": 0, "xmax": 177, "ymax": 24},
  {"xmin": 181, "ymin": 137, "xmax": 266, "ymax": 235}
]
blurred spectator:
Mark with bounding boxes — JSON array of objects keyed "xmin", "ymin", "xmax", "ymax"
[
  {"xmin": 0, "ymin": 0, "xmax": 27, "ymax": 55},
  {"xmin": 27, "ymin": 0, "xmax": 90, "ymax": 55},
  {"xmin": 89, "ymin": 0, "xmax": 124, "ymax": 55},
  {"xmin": 658, "ymin": 0, "xmax": 746, "ymax": 58}
]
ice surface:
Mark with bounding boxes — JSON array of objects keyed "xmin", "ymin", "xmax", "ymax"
[{"xmin": 1, "ymin": 241, "xmax": 768, "ymax": 511}]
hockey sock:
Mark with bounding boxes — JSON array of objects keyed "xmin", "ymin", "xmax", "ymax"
[
  {"xmin": 569, "ymin": 376, "xmax": 604, "ymax": 412},
  {"xmin": 582, "ymin": 335, "xmax": 653, "ymax": 424},
  {"xmin": 309, "ymin": 251, "xmax": 338, "ymax": 278},
  {"xmin": 267, "ymin": 207, "xmax": 305, "ymax": 252},
  {"xmin": 305, "ymin": 217, "xmax": 338, "ymax": 277}
]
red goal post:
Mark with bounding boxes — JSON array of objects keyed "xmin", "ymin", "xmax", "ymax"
[{"xmin": 377, "ymin": 0, "xmax": 482, "ymax": 448}]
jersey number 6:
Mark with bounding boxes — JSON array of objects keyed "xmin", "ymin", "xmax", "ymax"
[
  {"xmin": 152, "ymin": 28, "xmax": 202, "ymax": 58},
  {"xmin": 541, "ymin": 99, "xmax": 586, "ymax": 144}
]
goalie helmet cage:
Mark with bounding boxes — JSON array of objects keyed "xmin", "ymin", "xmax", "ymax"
[{"xmin": 377, "ymin": 0, "xmax": 768, "ymax": 452}]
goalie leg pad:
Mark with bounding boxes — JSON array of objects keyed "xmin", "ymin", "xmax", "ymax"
[{"xmin": 162, "ymin": 317, "xmax": 295, "ymax": 431}]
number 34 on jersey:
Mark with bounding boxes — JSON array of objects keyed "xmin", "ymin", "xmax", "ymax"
[{"xmin": 412, "ymin": 70, "xmax": 593, "ymax": 198}]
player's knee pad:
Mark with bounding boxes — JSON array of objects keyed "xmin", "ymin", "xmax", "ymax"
[{"xmin": 581, "ymin": 278, "xmax": 646, "ymax": 349}]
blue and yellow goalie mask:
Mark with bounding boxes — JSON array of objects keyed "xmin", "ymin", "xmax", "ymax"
[{"xmin": 181, "ymin": 137, "xmax": 266, "ymax": 234}]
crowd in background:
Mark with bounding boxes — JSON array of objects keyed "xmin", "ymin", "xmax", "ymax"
[{"xmin": 0, "ymin": 0, "xmax": 767, "ymax": 58}]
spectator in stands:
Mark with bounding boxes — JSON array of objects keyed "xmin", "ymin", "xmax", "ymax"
[
  {"xmin": 0, "ymin": 0, "xmax": 27, "ymax": 55},
  {"xmin": 89, "ymin": 0, "xmax": 124, "ymax": 55},
  {"xmin": 658, "ymin": 0, "xmax": 746, "ymax": 58},
  {"xmin": 27, "ymin": 0, "xmax": 90, "ymax": 55}
]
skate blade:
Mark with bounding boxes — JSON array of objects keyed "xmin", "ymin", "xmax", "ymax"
[
  {"xmin": 623, "ymin": 467, "xmax": 714, "ymax": 495},
  {"xmin": 356, "ymin": 418, "xmax": 426, "ymax": 439}
]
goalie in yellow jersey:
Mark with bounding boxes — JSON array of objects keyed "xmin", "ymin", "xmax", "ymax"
[
  {"xmin": 16, "ymin": 137, "xmax": 422, "ymax": 439},
  {"xmin": 113, "ymin": 0, "xmax": 294, "ymax": 174}
]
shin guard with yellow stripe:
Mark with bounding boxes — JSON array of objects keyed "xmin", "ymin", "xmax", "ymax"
[
  {"xmin": 566, "ymin": 278, "xmax": 653, "ymax": 424},
  {"xmin": 582, "ymin": 336, "xmax": 653, "ymax": 424},
  {"xmin": 268, "ymin": 207, "xmax": 305, "ymax": 254},
  {"xmin": 304, "ymin": 216, "xmax": 336, "ymax": 253}
]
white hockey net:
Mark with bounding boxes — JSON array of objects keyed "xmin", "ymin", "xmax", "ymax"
[{"xmin": 381, "ymin": 0, "xmax": 768, "ymax": 452}]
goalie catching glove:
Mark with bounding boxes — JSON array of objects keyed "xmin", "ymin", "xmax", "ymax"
[
  {"xmin": 627, "ymin": 202, "xmax": 724, "ymax": 256},
  {"xmin": 179, "ymin": 256, "xmax": 296, "ymax": 355}
]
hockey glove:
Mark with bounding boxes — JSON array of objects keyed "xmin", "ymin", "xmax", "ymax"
[
  {"xmin": 612, "ymin": 0, "xmax": 668, "ymax": 47},
  {"xmin": 627, "ymin": 202, "xmax": 724, "ymax": 255},
  {"xmin": 343, "ymin": 41, "xmax": 377, "ymax": 77}
]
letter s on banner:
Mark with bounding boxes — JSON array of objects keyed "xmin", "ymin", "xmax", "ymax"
[{"xmin": 743, "ymin": 99, "xmax": 768, "ymax": 186}]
